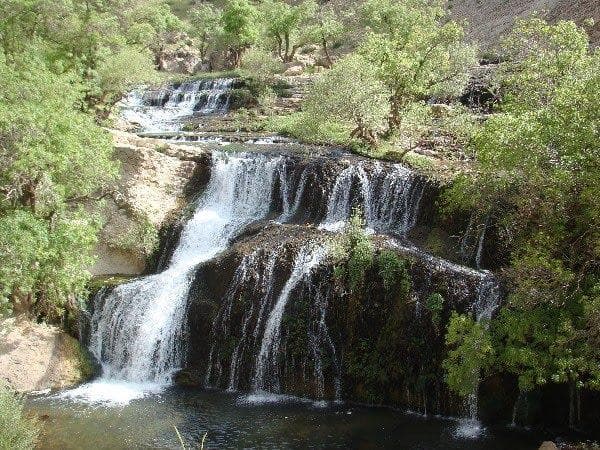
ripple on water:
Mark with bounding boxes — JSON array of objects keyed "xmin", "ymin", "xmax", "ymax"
[{"xmin": 454, "ymin": 418, "xmax": 487, "ymax": 440}]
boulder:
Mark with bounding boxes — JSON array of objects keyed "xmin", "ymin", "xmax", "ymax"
[
  {"xmin": 538, "ymin": 442, "xmax": 559, "ymax": 450},
  {"xmin": 0, "ymin": 317, "xmax": 92, "ymax": 392},
  {"xmin": 90, "ymin": 131, "xmax": 210, "ymax": 276},
  {"xmin": 156, "ymin": 32, "xmax": 202, "ymax": 74}
]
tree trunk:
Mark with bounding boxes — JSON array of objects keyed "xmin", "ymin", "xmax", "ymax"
[
  {"xmin": 284, "ymin": 33, "xmax": 291, "ymax": 62},
  {"xmin": 322, "ymin": 38, "xmax": 332, "ymax": 68}
]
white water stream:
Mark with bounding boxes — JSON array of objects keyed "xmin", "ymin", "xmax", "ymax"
[{"xmin": 62, "ymin": 152, "xmax": 281, "ymax": 404}]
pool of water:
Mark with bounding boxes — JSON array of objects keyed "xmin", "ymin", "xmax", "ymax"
[{"xmin": 28, "ymin": 385, "xmax": 541, "ymax": 449}]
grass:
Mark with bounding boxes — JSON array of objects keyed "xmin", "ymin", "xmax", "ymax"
[
  {"xmin": 0, "ymin": 384, "xmax": 38, "ymax": 450},
  {"xmin": 174, "ymin": 425, "xmax": 207, "ymax": 450}
]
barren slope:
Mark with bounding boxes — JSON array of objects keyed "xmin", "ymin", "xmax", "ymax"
[{"xmin": 449, "ymin": 0, "xmax": 600, "ymax": 49}]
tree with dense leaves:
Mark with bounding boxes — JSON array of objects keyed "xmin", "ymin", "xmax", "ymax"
[
  {"xmin": 304, "ymin": 54, "xmax": 390, "ymax": 148},
  {"xmin": 359, "ymin": 0, "xmax": 476, "ymax": 134},
  {"xmin": 221, "ymin": 0, "xmax": 260, "ymax": 68},
  {"xmin": 0, "ymin": 48, "xmax": 117, "ymax": 321},
  {"xmin": 443, "ymin": 18, "xmax": 600, "ymax": 428},
  {"xmin": 260, "ymin": 0, "xmax": 317, "ymax": 63}
]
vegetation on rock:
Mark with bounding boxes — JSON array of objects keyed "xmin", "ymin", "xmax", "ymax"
[{"xmin": 442, "ymin": 19, "xmax": 600, "ymax": 427}]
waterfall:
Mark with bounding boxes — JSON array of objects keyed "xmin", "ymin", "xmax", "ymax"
[
  {"xmin": 64, "ymin": 134, "xmax": 508, "ymax": 416},
  {"xmin": 119, "ymin": 78, "xmax": 235, "ymax": 132},
  {"xmin": 320, "ymin": 162, "xmax": 425, "ymax": 236},
  {"xmin": 460, "ymin": 215, "xmax": 489, "ymax": 269},
  {"xmin": 88, "ymin": 152, "xmax": 282, "ymax": 387},
  {"xmin": 455, "ymin": 272, "xmax": 501, "ymax": 438},
  {"xmin": 195, "ymin": 78, "xmax": 234, "ymax": 114},
  {"xmin": 252, "ymin": 245, "xmax": 327, "ymax": 393}
]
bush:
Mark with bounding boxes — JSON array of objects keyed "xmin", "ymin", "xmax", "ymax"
[
  {"xmin": 267, "ymin": 112, "xmax": 349, "ymax": 145},
  {"xmin": 240, "ymin": 48, "xmax": 284, "ymax": 85},
  {"xmin": 377, "ymin": 249, "xmax": 409, "ymax": 291},
  {"xmin": 304, "ymin": 54, "xmax": 390, "ymax": 147},
  {"xmin": 0, "ymin": 385, "xmax": 38, "ymax": 450},
  {"xmin": 228, "ymin": 88, "xmax": 258, "ymax": 109}
]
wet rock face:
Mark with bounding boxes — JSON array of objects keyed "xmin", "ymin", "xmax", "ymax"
[{"xmin": 181, "ymin": 224, "xmax": 491, "ymax": 416}]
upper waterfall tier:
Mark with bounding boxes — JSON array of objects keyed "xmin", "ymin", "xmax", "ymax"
[{"xmin": 119, "ymin": 78, "xmax": 235, "ymax": 133}]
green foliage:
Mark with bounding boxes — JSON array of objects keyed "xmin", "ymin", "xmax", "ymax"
[
  {"xmin": 286, "ymin": 0, "xmax": 475, "ymax": 150},
  {"xmin": 0, "ymin": 0, "xmax": 178, "ymax": 116},
  {"xmin": 260, "ymin": 0, "xmax": 317, "ymax": 63},
  {"xmin": 329, "ymin": 209, "xmax": 374, "ymax": 291},
  {"xmin": 443, "ymin": 312, "xmax": 494, "ymax": 398},
  {"xmin": 498, "ymin": 18, "xmax": 590, "ymax": 113},
  {"xmin": 443, "ymin": 19, "xmax": 600, "ymax": 399},
  {"xmin": 304, "ymin": 54, "xmax": 390, "ymax": 148},
  {"xmin": 267, "ymin": 112, "xmax": 349, "ymax": 146},
  {"xmin": 348, "ymin": 234, "xmax": 375, "ymax": 291},
  {"xmin": 305, "ymin": 6, "xmax": 345, "ymax": 67},
  {"xmin": 359, "ymin": 0, "xmax": 476, "ymax": 132},
  {"xmin": 240, "ymin": 47, "xmax": 284, "ymax": 85},
  {"xmin": 110, "ymin": 216, "xmax": 159, "ymax": 258},
  {"xmin": 377, "ymin": 250, "xmax": 409, "ymax": 292},
  {"xmin": 0, "ymin": 45, "xmax": 116, "ymax": 320},
  {"xmin": 426, "ymin": 293, "xmax": 444, "ymax": 331},
  {"xmin": 221, "ymin": 0, "xmax": 260, "ymax": 67},
  {"xmin": 189, "ymin": 3, "xmax": 223, "ymax": 59},
  {"xmin": 0, "ymin": 384, "xmax": 38, "ymax": 450}
]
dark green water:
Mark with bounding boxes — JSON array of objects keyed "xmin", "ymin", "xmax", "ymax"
[{"xmin": 27, "ymin": 385, "xmax": 542, "ymax": 449}]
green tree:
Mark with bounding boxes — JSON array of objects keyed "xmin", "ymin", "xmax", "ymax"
[
  {"xmin": 221, "ymin": 0, "xmax": 260, "ymax": 67},
  {"xmin": 0, "ymin": 0, "xmax": 180, "ymax": 117},
  {"xmin": 304, "ymin": 54, "xmax": 390, "ymax": 147},
  {"xmin": 359, "ymin": 0, "xmax": 476, "ymax": 133},
  {"xmin": 444, "ymin": 19, "xmax": 600, "ymax": 428},
  {"xmin": 306, "ymin": 6, "xmax": 345, "ymax": 68},
  {"xmin": 189, "ymin": 3, "xmax": 223, "ymax": 60},
  {"xmin": 443, "ymin": 312, "xmax": 494, "ymax": 398},
  {"xmin": 260, "ymin": 0, "xmax": 317, "ymax": 63},
  {"xmin": 0, "ymin": 49, "xmax": 117, "ymax": 320}
]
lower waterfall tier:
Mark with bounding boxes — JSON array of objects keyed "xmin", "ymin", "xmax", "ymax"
[{"xmin": 181, "ymin": 223, "xmax": 501, "ymax": 419}]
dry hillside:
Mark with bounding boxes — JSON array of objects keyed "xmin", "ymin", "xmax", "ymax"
[{"xmin": 448, "ymin": 0, "xmax": 600, "ymax": 49}]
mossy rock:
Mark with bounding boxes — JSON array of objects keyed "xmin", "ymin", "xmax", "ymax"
[{"xmin": 228, "ymin": 88, "xmax": 258, "ymax": 110}]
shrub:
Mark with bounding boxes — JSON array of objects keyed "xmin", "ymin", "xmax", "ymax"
[{"xmin": 377, "ymin": 249, "xmax": 409, "ymax": 292}]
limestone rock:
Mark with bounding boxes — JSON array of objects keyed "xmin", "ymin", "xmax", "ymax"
[
  {"xmin": 91, "ymin": 130, "xmax": 210, "ymax": 276},
  {"xmin": 156, "ymin": 32, "xmax": 202, "ymax": 74},
  {"xmin": 0, "ymin": 317, "xmax": 90, "ymax": 392}
]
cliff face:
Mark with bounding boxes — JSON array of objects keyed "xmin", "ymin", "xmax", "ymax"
[
  {"xmin": 448, "ymin": 0, "xmax": 600, "ymax": 49},
  {"xmin": 91, "ymin": 131, "xmax": 210, "ymax": 276}
]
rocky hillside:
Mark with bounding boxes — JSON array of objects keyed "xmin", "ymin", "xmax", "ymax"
[
  {"xmin": 448, "ymin": 0, "xmax": 600, "ymax": 49},
  {"xmin": 324, "ymin": 0, "xmax": 599, "ymax": 51}
]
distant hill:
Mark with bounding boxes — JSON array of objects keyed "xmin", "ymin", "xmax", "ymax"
[{"xmin": 448, "ymin": 0, "xmax": 600, "ymax": 50}]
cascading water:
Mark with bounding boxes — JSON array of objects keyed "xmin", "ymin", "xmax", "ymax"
[
  {"xmin": 65, "ymin": 152, "xmax": 283, "ymax": 403},
  {"xmin": 119, "ymin": 78, "xmax": 234, "ymax": 132},
  {"xmin": 252, "ymin": 245, "xmax": 327, "ymax": 393},
  {"xmin": 320, "ymin": 162, "xmax": 425, "ymax": 236},
  {"xmin": 455, "ymin": 272, "xmax": 501, "ymax": 438}
]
